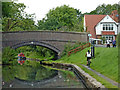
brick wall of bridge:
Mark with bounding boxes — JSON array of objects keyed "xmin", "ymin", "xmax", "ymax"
[{"xmin": 2, "ymin": 31, "xmax": 89, "ymax": 53}]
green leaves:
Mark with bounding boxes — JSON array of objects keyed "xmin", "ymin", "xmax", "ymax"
[
  {"xmin": 2, "ymin": 2, "xmax": 37, "ymax": 31},
  {"xmin": 2, "ymin": 47, "xmax": 17, "ymax": 65},
  {"xmin": 2, "ymin": 2, "xmax": 26, "ymax": 19},
  {"xmin": 38, "ymin": 5, "xmax": 82, "ymax": 31},
  {"xmin": 89, "ymin": 4, "xmax": 120, "ymax": 15},
  {"xmin": 16, "ymin": 45, "xmax": 55, "ymax": 60}
]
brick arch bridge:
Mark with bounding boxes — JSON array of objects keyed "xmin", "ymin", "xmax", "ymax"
[{"xmin": 2, "ymin": 31, "xmax": 88, "ymax": 55}]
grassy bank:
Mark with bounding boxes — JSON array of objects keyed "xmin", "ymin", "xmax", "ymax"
[
  {"xmin": 91, "ymin": 47, "xmax": 118, "ymax": 82},
  {"xmin": 50, "ymin": 47, "xmax": 118, "ymax": 88}
]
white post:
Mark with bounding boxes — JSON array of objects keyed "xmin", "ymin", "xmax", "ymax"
[
  {"xmin": 113, "ymin": 36, "xmax": 115, "ymax": 40},
  {"xmin": 101, "ymin": 40, "xmax": 103, "ymax": 44},
  {"xmin": 96, "ymin": 40, "xmax": 98, "ymax": 45}
]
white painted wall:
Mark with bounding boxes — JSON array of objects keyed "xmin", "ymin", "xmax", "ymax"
[
  {"xmin": 95, "ymin": 23, "xmax": 102, "ymax": 35},
  {"xmin": 100, "ymin": 15, "xmax": 116, "ymax": 23},
  {"xmin": 118, "ymin": 23, "xmax": 120, "ymax": 34},
  {"xmin": 96, "ymin": 15, "xmax": 118, "ymax": 35}
]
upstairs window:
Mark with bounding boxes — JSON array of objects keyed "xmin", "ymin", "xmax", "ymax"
[{"xmin": 103, "ymin": 24, "xmax": 113, "ymax": 31}]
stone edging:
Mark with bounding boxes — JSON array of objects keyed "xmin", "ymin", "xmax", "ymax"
[
  {"xmin": 71, "ymin": 64, "xmax": 105, "ymax": 88},
  {"xmin": 42, "ymin": 62, "xmax": 105, "ymax": 88}
]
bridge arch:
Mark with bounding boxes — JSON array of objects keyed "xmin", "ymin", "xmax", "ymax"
[
  {"xmin": 2, "ymin": 31, "xmax": 88, "ymax": 54},
  {"xmin": 11, "ymin": 41, "xmax": 61, "ymax": 55}
]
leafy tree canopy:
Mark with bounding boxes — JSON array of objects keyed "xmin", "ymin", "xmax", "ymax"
[
  {"xmin": 2, "ymin": 2, "xmax": 37, "ymax": 31},
  {"xmin": 37, "ymin": 5, "xmax": 83, "ymax": 31},
  {"xmin": 88, "ymin": 4, "xmax": 120, "ymax": 15},
  {"xmin": 2, "ymin": 2, "xmax": 26, "ymax": 18}
]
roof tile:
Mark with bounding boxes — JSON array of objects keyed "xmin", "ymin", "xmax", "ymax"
[{"xmin": 85, "ymin": 15, "xmax": 106, "ymax": 38}]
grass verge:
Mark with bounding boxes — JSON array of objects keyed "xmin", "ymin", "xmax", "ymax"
[{"xmin": 47, "ymin": 47, "xmax": 118, "ymax": 88}]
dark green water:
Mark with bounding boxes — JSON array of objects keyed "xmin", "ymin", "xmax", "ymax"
[{"xmin": 2, "ymin": 64, "xmax": 85, "ymax": 88}]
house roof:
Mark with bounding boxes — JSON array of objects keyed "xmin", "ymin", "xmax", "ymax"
[
  {"xmin": 84, "ymin": 12, "xmax": 119, "ymax": 38},
  {"xmin": 84, "ymin": 15, "xmax": 106, "ymax": 38}
]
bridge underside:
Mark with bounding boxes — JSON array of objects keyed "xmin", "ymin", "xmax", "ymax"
[{"xmin": 11, "ymin": 41, "xmax": 60, "ymax": 54}]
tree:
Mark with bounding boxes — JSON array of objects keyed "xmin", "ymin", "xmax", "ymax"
[
  {"xmin": 2, "ymin": 2, "xmax": 26, "ymax": 18},
  {"xmin": 2, "ymin": 2, "xmax": 37, "ymax": 31},
  {"xmin": 89, "ymin": 4, "xmax": 120, "ymax": 15},
  {"xmin": 37, "ymin": 5, "xmax": 83, "ymax": 31},
  {"xmin": 2, "ymin": 47, "xmax": 17, "ymax": 65}
]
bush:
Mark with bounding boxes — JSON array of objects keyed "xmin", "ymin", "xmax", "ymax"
[
  {"xmin": 2, "ymin": 47, "xmax": 17, "ymax": 65},
  {"xmin": 61, "ymin": 41, "xmax": 88, "ymax": 56}
]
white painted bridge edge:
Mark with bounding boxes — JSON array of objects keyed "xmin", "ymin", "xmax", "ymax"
[{"xmin": 71, "ymin": 64, "xmax": 105, "ymax": 88}]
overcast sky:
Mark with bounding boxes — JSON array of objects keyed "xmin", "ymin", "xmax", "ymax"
[{"xmin": 16, "ymin": 0, "xmax": 120, "ymax": 22}]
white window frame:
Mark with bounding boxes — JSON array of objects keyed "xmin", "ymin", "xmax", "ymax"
[
  {"xmin": 102, "ymin": 35, "xmax": 115, "ymax": 41},
  {"xmin": 103, "ymin": 23, "xmax": 113, "ymax": 31}
]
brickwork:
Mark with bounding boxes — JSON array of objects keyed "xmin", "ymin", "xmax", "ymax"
[{"xmin": 2, "ymin": 31, "xmax": 88, "ymax": 54}]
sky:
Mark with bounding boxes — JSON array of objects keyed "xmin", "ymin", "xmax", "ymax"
[{"xmin": 16, "ymin": 0, "xmax": 120, "ymax": 22}]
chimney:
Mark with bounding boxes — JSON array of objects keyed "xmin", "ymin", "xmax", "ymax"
[{"xmin": 111, "ymin": 10, "xmax": 119, "ymax": 23}]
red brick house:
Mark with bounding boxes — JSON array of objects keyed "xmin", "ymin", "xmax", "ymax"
[{"xmin": 84, "ymin": 10, "xmax": 120, "ymax": 43}]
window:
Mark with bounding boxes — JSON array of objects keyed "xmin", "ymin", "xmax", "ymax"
[
  {"xmin": 102, "ymin": 35, "xmax": 114, "ymax": 41},
  {"xmin": 103, "ymin": 24, "xmax": 113, "ymax": 31},
  {"xmin": 109, "ymin": 36, "xmax": 113, "ymax": 40},
  {"xmin": 103, "ymin": 25, "xmax": 105, "ymax": 30}
]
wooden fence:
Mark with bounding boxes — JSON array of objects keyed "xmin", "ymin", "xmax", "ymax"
[{"xmin": 68, "ymin": 43, "xmax": 90, "ymax": 56}]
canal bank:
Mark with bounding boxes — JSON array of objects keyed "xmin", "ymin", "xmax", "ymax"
[
  {"xmin": 21, "ymin": 57, "xmax": 105, "ymax": 88},
  {"xmin": 41, "ymin": 61, "xmax": 105, "ymax": 88}
]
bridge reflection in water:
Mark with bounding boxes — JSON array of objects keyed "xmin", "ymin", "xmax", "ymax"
[{"xmin": 2, "ymin": 64, "xmax": 86, "ymax": 88}]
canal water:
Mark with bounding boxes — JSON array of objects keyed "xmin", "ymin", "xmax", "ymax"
[{"xmin": 2, "ymin": 64, "xmax": 85, "ymax": 88}]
